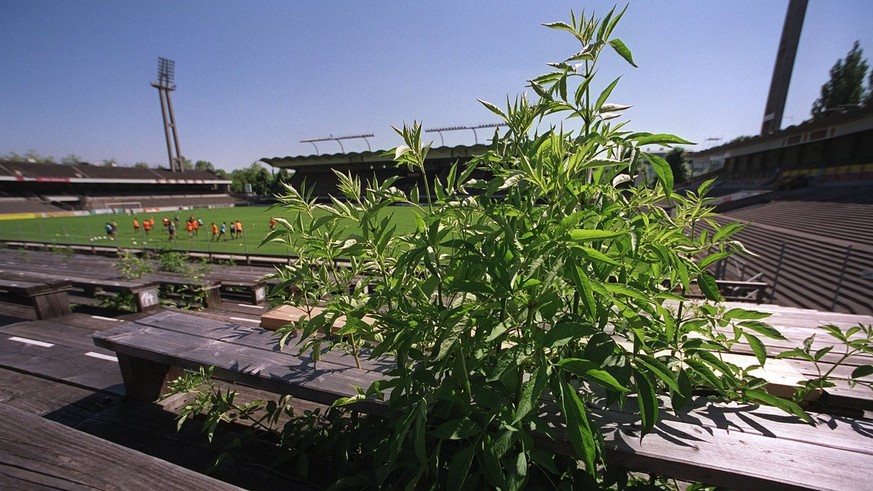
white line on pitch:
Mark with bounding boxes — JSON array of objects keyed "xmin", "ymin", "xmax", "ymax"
[
  {"xmin": 9, "ymin": 336, "xmax": 54, "ymax": 348},
  {"xmin": 90, "ymin": 315, "xmax": 122, "ymax": 322},
  {"xmin": 236, "ymin": 303, "xmax": 264, "ymax": 309},
  {"xmin": 230, "ymin": 316, "xmax": 260, "ymax": 324},
  {"xmin": 85, "ymin": 352, "xmax": 118, "ymax": 362}
]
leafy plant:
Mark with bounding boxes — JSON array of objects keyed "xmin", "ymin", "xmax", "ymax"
[
  {"xmin": 171, "ymin": 7, "xmax": 816, "ymax": 489},
  {"xmin": 157, "ymin": 250, "xmax": 190, "ymax": 274},
  {"xmin": 115, "ymin": 249, "xmax": 154, "ymax": 279},
  {"xmin": 778, "ymin": 323, "xmax": 873, "ymax": 403},
  {"xmin": 98, "ymin": 290, "xmax": 138, "ymax": 312},
  {"xmin": 150, "ymin": 251, "xmax": 212, "ymax": 309},
  {"xmin": 159, "ymin": 283, "xmax": 208, "ymax": 311}
]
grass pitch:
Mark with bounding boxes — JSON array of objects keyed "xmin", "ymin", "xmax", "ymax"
[{"xmin": 0, "ymin": 205, "xmax": 420, "ymax": 257}]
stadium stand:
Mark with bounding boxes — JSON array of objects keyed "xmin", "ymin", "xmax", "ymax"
[
  {"xmin": 726, "ymin": 199, "xmax": 873, "ymax": 245},
  {"xmin": 0, "ymin": 197, "xmax": 67, "ymax": 214},
  {"xmin": 261, "ymin": 144, "xmax": 489, "ymax": 201},
  {"xmin": 711, "ymin": 187, "xmax": 873, "ymax": 315},
  {"xmin": 0, "ymin": 160, "xmax": 233, "ymax": 214}
]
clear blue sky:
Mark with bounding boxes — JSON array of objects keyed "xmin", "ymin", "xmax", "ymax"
[{"xmin": 2, "ymin": 1, "xmax": 872, "ymax": 171}]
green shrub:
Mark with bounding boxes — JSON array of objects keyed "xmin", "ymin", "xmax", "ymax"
[
  {"xmin": 156, "ymin": 250, "xmax": 190, "ymax": 274},
  {"xmin": 116, "ymin": 249, "xmax": 154, "ymax": 279},
  {"xmin": 171, "ymin": 7, "xmax": 830, "ymax": 489},
  {"xmin": 98, "ymin": 290, "xmax": 138, "ymax": 313}
]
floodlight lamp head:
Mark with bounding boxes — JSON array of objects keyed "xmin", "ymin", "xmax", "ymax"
[{"xmin": 156, "ymin": 57, "xmax": 176, "ymax": 88}]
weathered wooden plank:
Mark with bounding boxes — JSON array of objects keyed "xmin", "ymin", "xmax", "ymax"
[
  {"xmin": 0, "ymin": 403, "xmax": 243, "ymax": 490},
  {"xmin": 0, "ymin": 269, "xmax": 162, "ymax": 312},
  {"xmin": 93, "ymin": 322, "xmax": 388, "ymax": 414},
  {"xmin": 597, "ymin": 415, "xmax": 873, "ymax": 491},
  {"xmin": 89, "ymin": 309, "xmax": 873, "ymax": 490},
  {"xmin": 134, "ymin": 310, "xmax": 392, "ymax": 373},
  {"xmin": 595, "ymin": 395, "xmax": 873, "ymax": 457},
  {"xmin": 0, "ymin": 276, "xmax": 72, "ymax": 320},
  {"xmin": 0, "ymin": 367, "xmax": 104, "ymax": 418},
  {"xmin": 0, "ymin": 335, "xmax": 122, "ymax": 392},
  {"xmin": 1, "ymin": 319, "xmax": 113, "ymax": 352},
  {"xmin": 145, "ymin": 273, "xmax": 222, "ymax": 308}
]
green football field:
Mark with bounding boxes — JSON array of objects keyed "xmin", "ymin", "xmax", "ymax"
[{"xmin": 0, "ymin": 205, "xmax": 420, "ymax": 257}]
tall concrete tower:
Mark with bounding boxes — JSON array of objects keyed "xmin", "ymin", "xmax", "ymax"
[{"xmin": 760, "ymin": 0, "xmax": 808, "ymax": 135}]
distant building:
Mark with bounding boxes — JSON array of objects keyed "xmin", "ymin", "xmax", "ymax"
[
  {"xmin": 261, "ymin": 144, "xmax": 490, "ymax": 199},
  {"xmin": 689, "ymin": 104, "xmax": 873, "ymax": 185}
]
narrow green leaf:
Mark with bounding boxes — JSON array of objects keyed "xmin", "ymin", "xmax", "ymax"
[
  {"xmin": 739, "ymin": 320, "xmax": 787, "ymax": 341},
  {"xmin": 671, "ymin": 368, "xmax": 693, "ymax": 411},
  {"xmin": 852, "ymin": 365, "xmax": 873, "ymax": 379},
  {"xmin": 543, "ymin": 21, "xmax": 576, "ymax": 35},
  {"xmin": 575, "ymin": 246, "xmax": 621, "ymax": 266},
  {"xmin": 712, "ymin": 221, "xmax": 745, "ymax": 243},
  {"xmin": 643, "ymin": 153, "xmax": 674, "ymax": 198},
  {"xmin": 567, "ymin": 263, "xmax": 597, "ymax": 319},
  {"xmin": 609, "ymin": 38, "xmax": 637, "ymax": 67},
  {"xmin": 775, "ymin": 348, "xmax": 816, "ymax": 362},
  {"xmin": 604, "ymin": 283, "xmax": 649, "ymax": 304},
  {"xmin": 559, "ymin": 379, "xmax": 597, "ymax": 475},
  {"xmin": 568, "ymin": 228, "xmax": 625, "ymax": 241},
  {"xmin": 543, "ymin": 320, "xmax": 595, "ymax": 346},
  {"xmin": 697, "ymin": 272, "xmax": 720, "ymax": 301},
  {"xmin": 744, "ymin": 332, "xmax": 768, "ymax": 366},
  {"xmin": 813, "ymin": 346, "xmax": 833, "ymax": 361},
  {"xmin": 745, "ymin": 389, "xmax": 813, "ymax": 424},
  {"xmin": 698, "ymin": 251, "xmax": 731, "ymax": 270},
  {"xmin": 478, "ymin": 99, "xmax": 507, "ymax": 120},
  {"xmin": 514, "ymin": 365, "xmax": 548, "ymax": 423},
  {"xmin": 446, "ymin": 444, "xmax": 476, "ymax": 491},
  {"xmin": 821, "ymin": 324, "xmax": 848, "ymax": 343},
  {"xmin": 480, "ymin": 436, "xmax": 504, "ymax": 486},
  {"xmin": 635, "ymin": 355, "xmax": 681, "ymax": 393},
  {"xmin": 604, "ymin": 5, "xmax": 628, "ymax": 40},
  {"xmin": 635, "ymin": 133, "xmax": 693, "ymax": 146},
  {"xmin": 584, "ymin": 332, "xmax": 617, "ymax": 365},
  {"xmin": 595, "ymin": 77, "xmax": 621, "ymax": 113},
  {"xmin": 581, "ymin": 158, "xmax": 624, "ymax": 169},
  {"xmin": 695, "ymin": 351, "xmax": 740, "ymax": 385},
  {"xmin": 515, "ymin": 451, "xmax": 528, "ymax": 478},
  {"xmin": 574, "ymin": 75, "xmax": 594, "ymax": 108},
  {"xmin": 634, "ymin": 369, "xmax": 658, "ymax": 435},
  {"xmin": 432, "ymin": 417, "xmax": 479, "ymax": 440},
  {"xmin": 684, "ymin": 358, "xmax": 723, "ymax": 390},
  {"xmin": 557, "ymin": 358, "xmax": 629, "ymax": 393},
  {"xmin": 724, "ymin": 308, "xmax": 770, "ymax": 321},
  {"xmin": 529, "ymin": 447, "xmax": 559, "ymax": 475}
]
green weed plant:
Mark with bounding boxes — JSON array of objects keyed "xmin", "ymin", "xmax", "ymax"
[{"xmin": 168, "ymin": 7, "xmax": 871, "ymax": 489}]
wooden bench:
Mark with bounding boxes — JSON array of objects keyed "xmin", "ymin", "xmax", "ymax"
[
  {"xmin": 92, "ymin": 311, "xmax": 873, "ymax": 490},
  {"xmin": 0, "ymin": 402, "xmax": 242, "ymax": 490},
  {"xmin": 143, "ymin": 274, "xmax": 222, "ymax": 309},
  {"xmin": 218, "ymin": 279, "xmax": 267, "ymax": 305},
  {"xmin": 92, "ymin": 311, "xmax": 390, "ymax": 414},
  {"xmin": 0, "ymin": 276, "xmax": 71, "ymax": 319},
  {"xmin": 688, "ymin": 279, "xmax": 769, "ymax": 303},
  {"xmin": 717, "ymin": 279, "xmax": 769, "ymax": 302},
  {"xmin": 0, "ymin": 268, "xmax": 160, "ymax": 313}
]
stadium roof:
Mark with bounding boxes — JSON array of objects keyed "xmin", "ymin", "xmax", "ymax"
[
  {"xmin": 693, "ymin": 104, "xmax": 873, "ymax": 159},
  {"xmin": 0, "ymin": 161, "xmax": 230, "ymax": 185},
  {"xmin": 261, "ymin": 143, "xmax": 490, "ymax": 169}
]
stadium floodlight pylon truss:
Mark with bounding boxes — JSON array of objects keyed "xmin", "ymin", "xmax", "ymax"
[{"xmin": 151, "ymin": 57, "xmax": 184, "ymax": 173}]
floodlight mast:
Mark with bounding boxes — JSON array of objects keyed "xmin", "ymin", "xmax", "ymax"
[
  {"xmin": 425, "ymin": 123, "xmax": 504, "ymax": 146},
  {"xmin": 300, "ymin": 133, "xmax": 374, "ymax": 155},
  {"xmin": 151, "ymin": 57, "xmax": 183, "ymax": 172}
]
